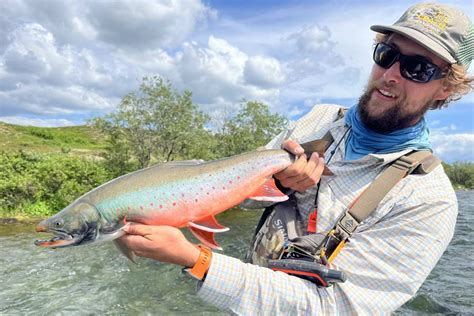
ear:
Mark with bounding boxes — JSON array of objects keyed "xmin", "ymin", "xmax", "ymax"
[{"xmin": 433, "ymin": 84, "xmax": 453, "ymax": 101}]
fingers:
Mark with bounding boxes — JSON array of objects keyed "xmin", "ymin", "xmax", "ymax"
[
  {"xmin": 279, "ymin": 153, "xmax": 308, "ymax": 178},
  {"xmin": 293, "ymin": 157, "xmax": 325, "ymax": 191},
  {"xmin": 281, "ymin": 139, "xmax": 304, "ymax": 155},
  {"xmin": 122, "ymin": 223, "xmax": 154, "ymax": 236},
  {"xmin": 122, "ymin": 224, "xmax": 185, "ymax": 244},
  {"xmin": 275, "ymin": 152, "xmax": 326, "ymax": 192},
  {"xmin": 118, "ymin": 225, "xmax": 200, "ymax": 266},
  {"xmin": 118, "ymin": 234, "xmax": 151, "ymax": 259}
]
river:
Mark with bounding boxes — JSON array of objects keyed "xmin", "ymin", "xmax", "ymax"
[{"xmin": 1, "ymin": 191, "xmax": 472, "ymax": 315}]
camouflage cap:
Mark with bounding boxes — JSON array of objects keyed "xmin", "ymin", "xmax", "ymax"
[{"xmin": 371, "ymin": 3, "xmax": 473, "ymax": 68}]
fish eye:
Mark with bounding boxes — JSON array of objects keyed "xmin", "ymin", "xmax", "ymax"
[{"xmin": 54, "ymin": 219, "xmax": 64, "ymax": 228}]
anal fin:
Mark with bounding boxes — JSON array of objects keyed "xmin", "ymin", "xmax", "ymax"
[
  {"xmin": 113, "ymin": 239, "xmax": 137, "ymax": 263},
  {"xmin": 248, "ymin": 177, "xmax": 288, "ymax": 202},
  {"xmin": 188, "ymin": 226, "xmax": 222, "ymax": 250},
  {"xmin": 189, "ymin": 215, "xmax": 229, "ymax": 232}
]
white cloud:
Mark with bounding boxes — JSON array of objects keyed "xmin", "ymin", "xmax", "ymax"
[
  {"xmin": 303, "ymin": 98, "xmax": 322, "ymax": 108},
  {"xmin": 0, "ymin": 22, "xmax": 116, "ymax": 116},
  {"xmin": 86, "ymin": 0, "xmax": 214, "ymax": 50},
  {"xmin": 169, "ymin": 36, "xmax": 281, "ymax": 110},
  {"xmin": 244, "ymin": 55, "xmax": 285, "ymax": 87},
  {"xmin": 0, "ymin": 116, "xmax": 76, "ymax": 127},
  {"xmin": 0, "ymin": 84, "xmax": 114, "ymax": 116},
  {"xmin": 3, "ymin": 23, "xmax": 58, "ymax": 76},
  {"xmin": 288, "ymin": 106, "xmax": 305, "ymax": 117},
  {"xmin": 431, "ymin": 131, "xmax": 474, "ymax": 162},
  {"xmin": 286, "ymin": 24, "xmax": 333, "ymax": 54}
]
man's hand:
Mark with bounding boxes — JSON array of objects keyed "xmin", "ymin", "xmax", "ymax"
[
  {"xmin": 274, "ymin": 139, "xmax": 326, "ymax": 192},
  {"xmin": 119, "ymin": 224, "xmax": 200, "ymax": 267}
]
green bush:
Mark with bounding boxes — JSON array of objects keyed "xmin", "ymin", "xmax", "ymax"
[
  {"xmin": 443, "ymin": 162, "xmax": 474, "ymax": 189},
  {"xmin": 29, "ymin": 129, "xmax": 54, "ymax": 140},
  {"xmin": 0, "ymin": 151, "xmax": 112, "ymax": 217}
]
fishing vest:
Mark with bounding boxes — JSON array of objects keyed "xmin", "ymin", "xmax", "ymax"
[{"xmin": 245, "ymin": 110, "xmax": 442, "ymax": 275}]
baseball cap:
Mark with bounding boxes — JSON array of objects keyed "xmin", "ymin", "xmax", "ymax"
[{"xmin": 370, "ymin": 3, "xmax": 473, "ymax": 68}]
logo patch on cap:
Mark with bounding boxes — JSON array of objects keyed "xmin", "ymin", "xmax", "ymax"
[{"xmin": 408, "ymin": 4, "xmax": 450, "ymax": 35}]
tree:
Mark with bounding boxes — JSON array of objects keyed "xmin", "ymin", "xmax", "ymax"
[
  {"xmin": 218, "ymin": 101, "xmax": 287, "ymax": 156},
  {"xmin": 92, "ymin": 77, "xmax": 213, "ymax": 172},
  {"xmin": 443, "ymin": 162, "xmax": 474, "ymax": 189}
]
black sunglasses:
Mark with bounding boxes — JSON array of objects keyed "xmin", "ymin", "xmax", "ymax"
[{"xmin": 373, "ymin": 42, "xmax": 447, "ymax": 83}]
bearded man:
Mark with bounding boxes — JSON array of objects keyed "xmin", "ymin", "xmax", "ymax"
[{"xmin": 120, "ymin": 3, "xmax": 473, "ymax": 314}]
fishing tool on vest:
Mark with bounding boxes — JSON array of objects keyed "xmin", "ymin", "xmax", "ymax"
[{"xmin": 247, "ymin": 108, "xmax": 441, "ymax": 287}]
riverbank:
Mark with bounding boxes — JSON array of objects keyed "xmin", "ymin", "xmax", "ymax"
[{"xmin": 0, "ymin": 216, "xmax": 45, "ymax": 225}]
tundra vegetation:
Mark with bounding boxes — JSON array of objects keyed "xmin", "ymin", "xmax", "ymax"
[{"xmin": 0, "ymin": 77, "xmax": 471, "ymax": 218}]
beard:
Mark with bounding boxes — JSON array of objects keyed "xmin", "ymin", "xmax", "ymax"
[{"xmin": 357, "ymin": 83, "xmax": 431, "ymax": 134}]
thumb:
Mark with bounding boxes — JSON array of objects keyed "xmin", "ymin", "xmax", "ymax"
[{"xmin": 123, "ymin": 223, "xmax": 153, "ymax": 236}]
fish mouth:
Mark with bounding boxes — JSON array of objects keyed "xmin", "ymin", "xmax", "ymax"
[{"xmin": 34, "ymin": 228, "xmax": 83, "ymax": 248}]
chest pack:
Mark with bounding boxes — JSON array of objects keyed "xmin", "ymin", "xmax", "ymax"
[{"xmin": 245, "ymin": 111, "xmax": 441, "ymax": 287}]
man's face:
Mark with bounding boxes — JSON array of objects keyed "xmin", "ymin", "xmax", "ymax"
[{"xmin": 358, "ymin": 33, "xmax": 452, "ymax": 133}]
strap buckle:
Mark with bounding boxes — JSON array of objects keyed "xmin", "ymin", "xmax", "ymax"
[
  {"xmin": 336, "ymin": 212, "xmax": 359, "ymax": 237},
  {"xmin": 392, "ymin": 155, "xmax": 418, "ymax": 173}
]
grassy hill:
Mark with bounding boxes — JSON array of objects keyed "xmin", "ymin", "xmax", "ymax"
[
  {"xmin": 0, "ymin": 121, "xmax": 106, "ymax": 156},
  {"xmin": 0, "ymin": 121, "xmax": 109, "ymax": 218}
]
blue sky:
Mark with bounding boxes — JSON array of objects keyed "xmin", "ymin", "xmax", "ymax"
[{"xmin": 0, "ymin": 0, "xmax": 472, "ymax": 162}]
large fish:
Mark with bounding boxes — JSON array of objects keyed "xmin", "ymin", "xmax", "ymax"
[{"xmin": 34, "ymin": 149, "xmax": 295, "ymax": 259}]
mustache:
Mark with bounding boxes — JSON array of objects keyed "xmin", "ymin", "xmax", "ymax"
[{"xmin": 366, "ymin": 80, "xmax": 400, "ymax": 96}]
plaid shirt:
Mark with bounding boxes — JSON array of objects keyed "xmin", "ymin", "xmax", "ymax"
[{"xmin": 196, "ymin": 104, "xmax": 457, "ymax": 315}]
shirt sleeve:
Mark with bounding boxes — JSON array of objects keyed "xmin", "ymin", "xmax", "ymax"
[
  {"xmin": 197, "ymin": 252, "xmax": 342, "ymax": 315},
  {"xmin": 196, "ymin": 167, "xmax": 458, "ymax": 315}
]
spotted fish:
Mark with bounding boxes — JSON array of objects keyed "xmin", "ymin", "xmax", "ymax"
[{"xmin": 35, "ymin": 149, "xmax": 294, "ymax": 260}]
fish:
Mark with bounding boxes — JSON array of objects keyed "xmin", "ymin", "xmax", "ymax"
[{"xmin": 34, "ymin": 149, "xmax": 295, "ymax": 260}]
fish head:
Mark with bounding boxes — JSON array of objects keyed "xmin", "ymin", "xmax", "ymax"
[{"xmin": 35, "ymin": 201, "xmax": 101, "ymax": 248}]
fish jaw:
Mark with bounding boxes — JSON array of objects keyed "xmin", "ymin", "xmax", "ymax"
[
  {"xmin": 34, "ymin": 236, "xmax": 82, "ymax": 248},
  {"xmin": 34, "ymin": 226, "xmax": 84, "ymax": 248}
]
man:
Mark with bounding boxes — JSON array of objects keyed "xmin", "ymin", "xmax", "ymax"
[{"xmin": 120, "ymin": 3, "xmax": 473, "ymax": 314}]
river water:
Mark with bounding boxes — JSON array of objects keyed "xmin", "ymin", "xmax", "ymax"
[{"xmin": 1, "ymin": 191, "xmax": 472, "ymax": 315}]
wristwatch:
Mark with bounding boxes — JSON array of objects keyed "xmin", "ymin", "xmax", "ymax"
[{"xmin": 183, "ymin": 245, "xmax": 212, "ymax": 280}]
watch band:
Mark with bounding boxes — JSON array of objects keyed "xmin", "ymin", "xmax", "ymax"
[{"xmin": 183, "ymin": 245, "xmax": 212, "ymax": 280}]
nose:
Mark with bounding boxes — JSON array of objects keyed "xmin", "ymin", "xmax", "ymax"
[
  {"xmin": 35, "ymin": 220, "xmax": 48, "ymax": 232},
  {"xmin": 36, "ymin": 225, "xmax": 47, "ymax": 232},
  {"xmin": 382, "ymin": 61, "xmax": 402, "ymax": 84}
]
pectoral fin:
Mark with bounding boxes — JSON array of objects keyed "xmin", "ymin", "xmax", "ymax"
[
  {"xmin": 113, "ymin": 238, "xmax": 137, "ymax": 263},
  {"xmin": 248, "ymin": 178, "xmax": 288, "ymax": 202}
]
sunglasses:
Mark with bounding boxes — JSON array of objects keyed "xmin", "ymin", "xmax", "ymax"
[{"xmin": 373, "ymin": 42, "xmax": 447, "ymax": 83}]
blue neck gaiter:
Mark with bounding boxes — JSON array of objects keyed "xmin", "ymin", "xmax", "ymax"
[{"xmin": 344, "ymin": 105, "xmax": 432, "ymax": 161}]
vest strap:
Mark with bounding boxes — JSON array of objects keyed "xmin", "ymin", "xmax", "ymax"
[{"xmin": 331, "ymin": 150, "xmax": 441, "ymax": 256}]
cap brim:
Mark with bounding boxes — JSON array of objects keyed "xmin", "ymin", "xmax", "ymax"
[{"xmin": 370, "ymin": 24, "xmax": 455, "ymax": 64}]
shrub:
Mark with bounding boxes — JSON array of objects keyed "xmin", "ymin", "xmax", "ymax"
[{"xmin": 0, "ymin": 151, "xmax": 112, "ymax": 217}]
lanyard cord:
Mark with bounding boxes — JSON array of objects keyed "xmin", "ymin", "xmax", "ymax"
[{"xmin": 312, "ymin": 126, "xmax": 352, "ymax": 206}]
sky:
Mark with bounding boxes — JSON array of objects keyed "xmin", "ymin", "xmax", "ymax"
[{"xmin": 0, "ymin": 0, "xmax": 472, "ymax": 162}]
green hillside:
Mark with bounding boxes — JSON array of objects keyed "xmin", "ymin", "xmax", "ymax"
[{"xmin": 0, "ymin": 121, "xmax": 106, "ymax": 156}]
